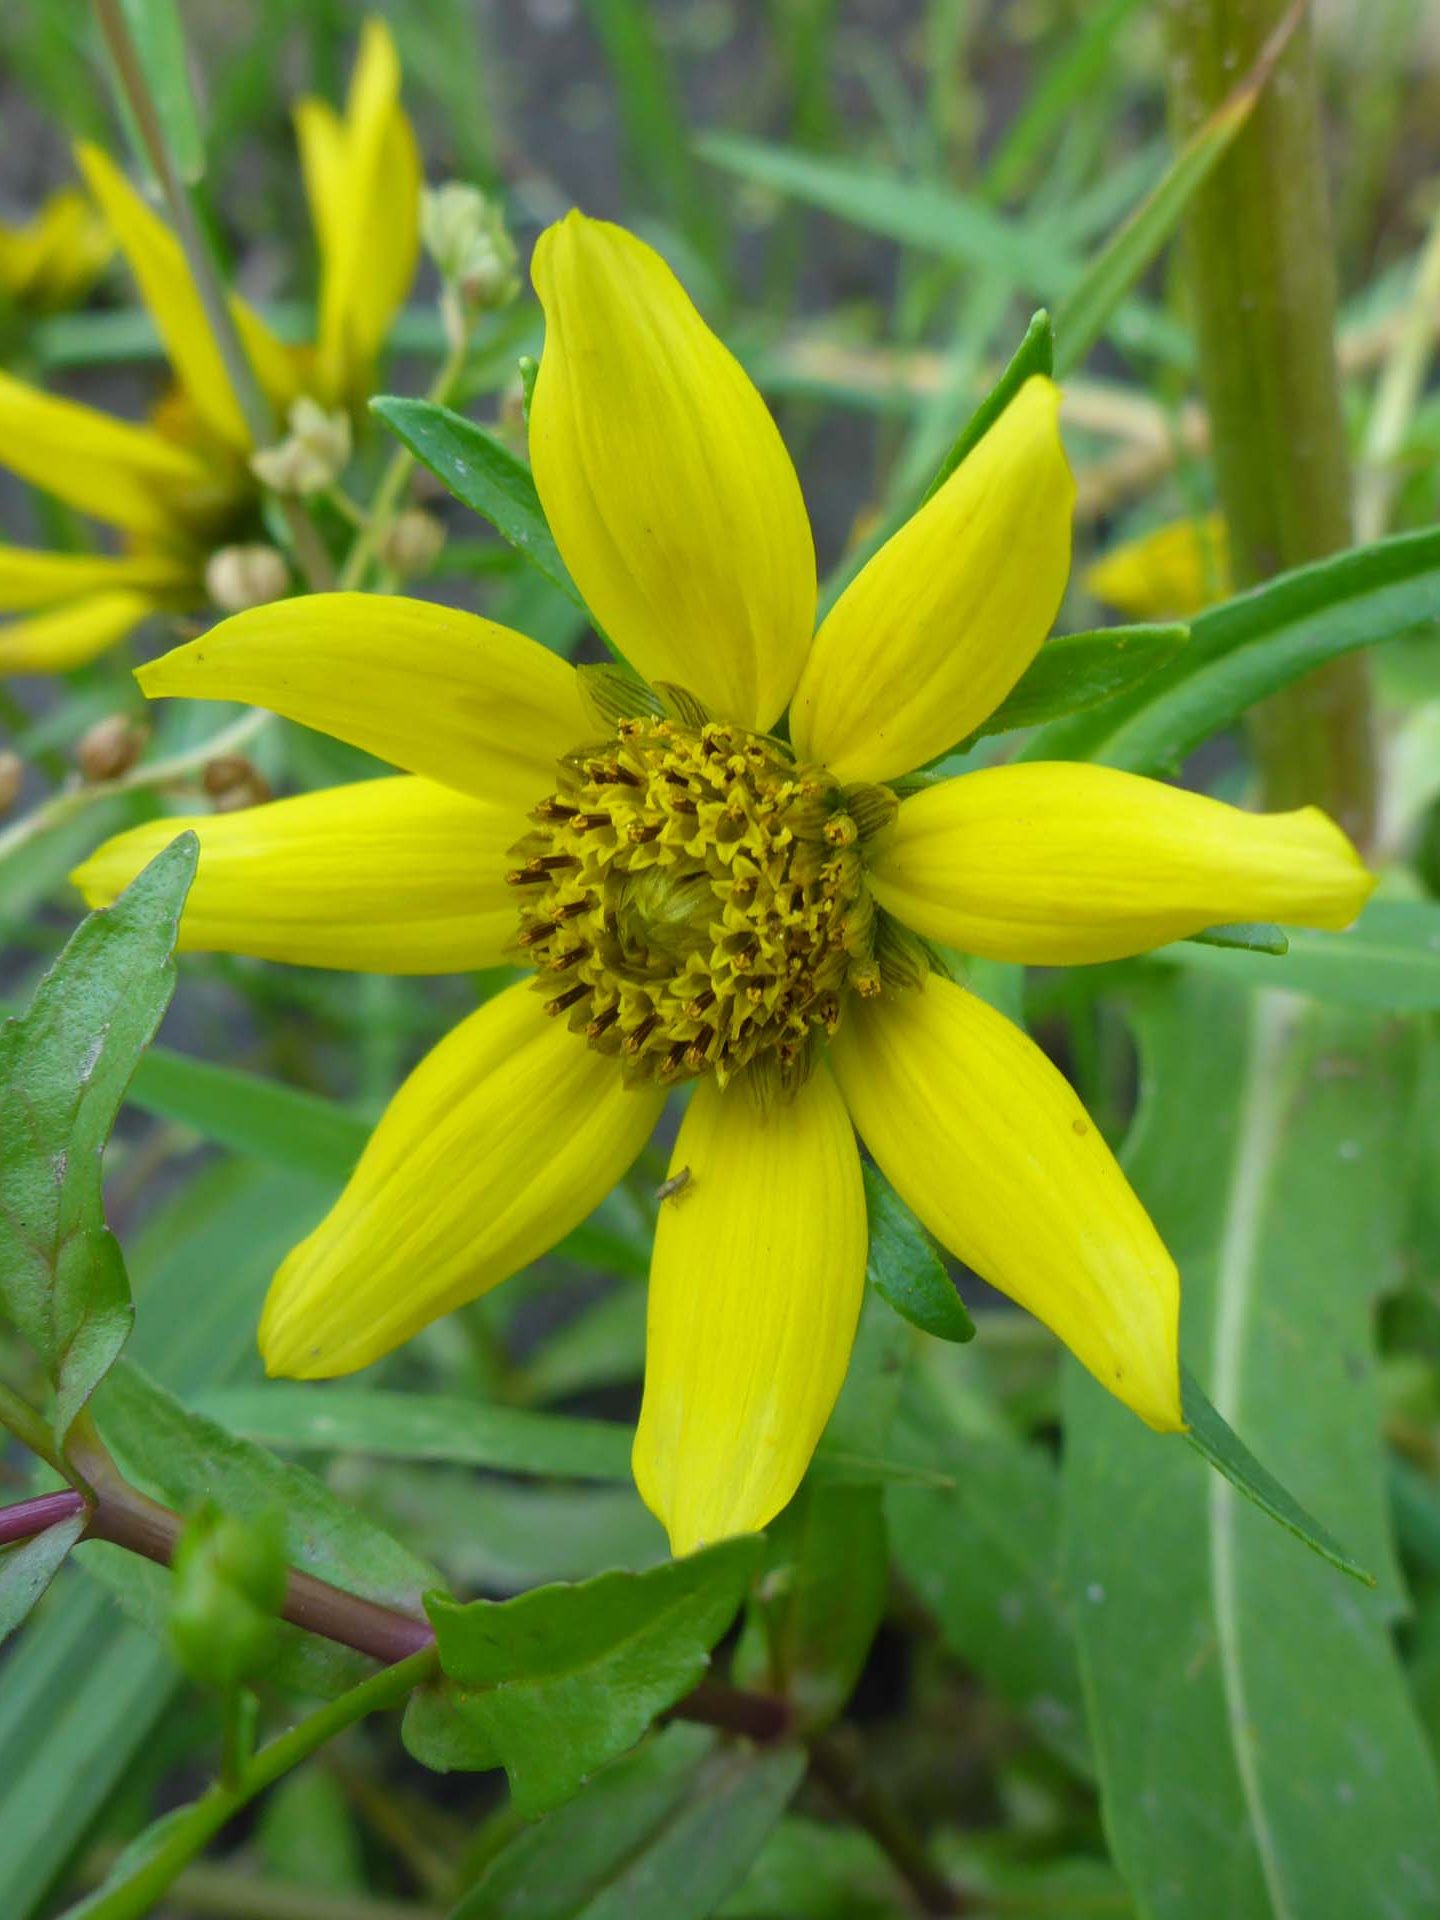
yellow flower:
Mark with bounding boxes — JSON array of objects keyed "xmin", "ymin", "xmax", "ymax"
[
  {"xmin": 0, "ymin": 185, "xmax": 112, "ymax": 314},
  {"xmin": 0, "ymin": 18, "xmax": 418, "ymax": 675},
  {"xmin": 1084, "ymin": 511, "xmax": 1231, "ymax": 620},
  {"xmin": 75, "ymin": 215, "xmax": 1373, "ymax": 1557}
]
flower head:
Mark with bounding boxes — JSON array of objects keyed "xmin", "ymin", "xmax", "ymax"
[
  {"xmin": 0, "ymin": 19, "xmax": 417, "ymax": 676},
  {"xmin": 75, "ymin": 214, "xmax": 1373, "ymax": 1556}
]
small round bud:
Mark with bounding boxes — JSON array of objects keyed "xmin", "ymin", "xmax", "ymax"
[
  {"xmin": 0, "ymin": 750, "xmax": 23, "ymax": 817},
  {"xmin": 379, "ymin": 506, "xmax": 446, "ymax": 578},
  {"xmin": 76, "ymin": 714, "xmax": 148, "ymax": 783},
  {"xmin": 251, "ymin": 396, "xmax": 352, "ymax": 496},
  {"xmin": 169, "ymin": 1504, "xmax": 287, "ymax": 1692},
  {"xmin": 203, "ymin": 754, "xmax": 272, "ymax": 811},
  {"xmin": 205, "ymin": 544, "xmax": 290, "ymax": 613},
  {"xmin": 421, "ymin": 181, "xmax": 519, "ymax": 312}
]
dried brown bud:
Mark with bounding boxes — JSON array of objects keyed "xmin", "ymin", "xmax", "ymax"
[
  {"xmin": 205, "ymin": 544, "xmax": 290, "ymax": 613},
  {"xmin": 77, "ymin": 714, "xmax": 148, "ymax": 784},
  {"xmin": 379, "ymin": 506, "xmax": 446, "ymax": 578},
  {"xmin": 0, "ymin": 750, "xmax": 23, "ymax": 817},
  {"xmin": 203, "ymin": 754, "xmax": 271, "ymax": 812}
]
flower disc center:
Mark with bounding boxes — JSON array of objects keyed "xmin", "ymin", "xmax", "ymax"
[{"xmin": 508, "ymin": 713, "xmax": 880, "ymax": 1089}]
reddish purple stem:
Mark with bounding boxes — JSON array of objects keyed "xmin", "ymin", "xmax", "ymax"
[{"xmin": 0, "ymin": 1488, "xmax": 86, "ymax": 1547}]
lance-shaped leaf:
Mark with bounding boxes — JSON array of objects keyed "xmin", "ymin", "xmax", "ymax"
[
  {"xmin": 0, "ymin": 834, "xmax": 196, "ymax": 1446},
  {"xmin": 405, "ymin": 1536, "xmax": 762, "ymax": 1814},
  {"xmin": 921, "ymin": 309, "xmax": 1054, "ymax": 504},
  {"xmin": 965, "ymin": 622, "xmax": 1189, "ymax": 745},
  {"xmin": 370, "ymin": 396, "xmax": 582, "ymax": 605},
  {"xmin": 0, "ymin": 1510, "xmax": 86, "ymax": 1650},
  {"xmin": 1062, "ymin": 978, "xmax": 1440, "ymax": 1915},
  {"xmin": 863, "ymin": 1164, "xmax": 974, "ymax": 1345},
  {"xmin": 1158, "ymin": 898, "xmax": 1440, "ymax": 1011}
]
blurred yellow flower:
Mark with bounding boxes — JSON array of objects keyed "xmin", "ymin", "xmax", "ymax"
[
  {"xmin": 0, "ymin": 185, "xmax": 112, "ymax": 315},
  {"xmin": 1084, "ymin": 511, "xmax": 1231, "ymax": 620},
  {"xmin": 76, "ymin": 215, "xmax": 1372, "ymax": 1556},
  {"xmin": 0, "ymin": 18, "xmax": 418, "ymax": 675}
]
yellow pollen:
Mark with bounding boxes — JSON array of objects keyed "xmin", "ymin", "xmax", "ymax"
[{"xmin": 508, "ymin": 711, "xmax": 879, "ymax": 1089}]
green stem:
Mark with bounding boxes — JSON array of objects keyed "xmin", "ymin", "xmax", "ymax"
[
  {"xmin": 337, "ymin": 333, "xmax": 471, "ymax": 592},
  {"xmin": 0, "ymin": 1381, "xmax": 68, "ymax": 1476},
  {"xmin": 1166, "ymin": 0, "xmax": 1376, "ymax": 843},
  {"xmin": 90, "ymin": 0, "xmax": 335, "ymax": 592},
  {"xmin": 80, "ymin": 1857, "xmax": 439, "ymax": 1920},
  {"xmin": 74, "ymin": 1649, "xmax": 437, "ymax": 1920}
]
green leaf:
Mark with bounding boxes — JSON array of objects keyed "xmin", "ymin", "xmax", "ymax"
[
  {"xmin": 406, "ymin": 1537, "xmax": 761, "ymax": 1814},
  {"xmin": 194, "ymin": 1384, "xmax": 634, "ymax": 1481},
  {"xmin": 453, "ymin": 1723, "xmax": 805, "ymax": 1920},
  {"xmin": 0, "ymin": 1514, "xmax": 85, "ymax": 1648},
  {"xmin": 888, "ymin": 1366, "xmax": 1091, "ymax": 1775},
  {"xmin": 92, "ymin": 1360, "xmax": 438, "ymax": 1616},
  {"xmin": 0, "ymin": 1159, "xmax": 329, "ymax": 1920},
  {"xmin": 1025, "ymin": 526, "xmax": 1440, "ymax": 772},
  {"xmin": 696, "ymin": 132, "xmax": 1189, "ymax": 367},
  {"xmin": 1180, "ymin": 1368, "xmax": 1371, "ymax": 1584},
  {"xmin": 718, "ymin": 1814, "xmax": 909, "ymax": 1919},
  {"xmin": 0, "ymin": 834, "xmax": 196, "ymax": 1444},
  {"xmin": 1051, "ymin": 0, "xmax": 1304, "ymax": 374},
  {"xmin": 1062, "ymin": 978, "xmax": 1440, "ymax": 1916},
  {"xmin": 864, "ymin": 1164, "xmax": 974, "ymax": 1345},
  {"xmin": 920, "ymin": 309, "xmax": 1053, "ymax": 505},
  {"xmin": 1185, "ymin": 921, "xmax": 1290, "ymax": 956},
  {"xmin": 126, "ymin": 1048, "xmax": 366, "ymax": 1183},
  {"xmin": 970, "ymin": 622, "xmax": 1189, "ymax": 743},
  {"xmin": 1157, "ymin": 898, "xmax": 1440, "ymax": 1011},
  {"xmin": 370, "ymin": 396, "xmax": 582, "ymax": 604},
  {"xmin": 118, "ymin": 0, "xmax": 204, "ymax": 182}
]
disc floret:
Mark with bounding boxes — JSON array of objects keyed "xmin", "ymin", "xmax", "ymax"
[{"xmin": 508, "ymin": 702, "xmax": 883, "ymax": 1089}]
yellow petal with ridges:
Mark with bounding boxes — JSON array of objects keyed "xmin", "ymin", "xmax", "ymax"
[
  {"xmin": 0, "ymin": 590, "xmax": 157, "ymax": 673},
  {"xmin": 76, "ymin": 142, "xmax": 299, "ymax": 445},
  {"xmin": 633, "ymin": 1064, "xmax": 866, "ymax": 1557},
  {"xmin": 261, "ymin": 983, "xmax": 663, "ymax": 1375},
  {"xmin": 832, "ymin": 978, "xmax": 1181, "ymax": 1431},
  {"xmin": 0, "ymin": 370, "xmax": 211, "ymax": 537},
  {"xmin": 135, "ymin": 593, "xmax": 590, "ymax": 808},
  {"xmin": 1085, "ymin": 512, "xmax": 1230, "ymax": 620},
  {"xmin": 531, "ymin": 212, "xmax": 816, "ymax": 730},
  {"xmin": 72, "ymin": 776, "xmax": 520, "ymax": 971},
  {"xmin": 299, "ymin": 18, "xmax": 419, "ymax": 404},
  {"xmin": 792, "ymin": 376, "xmax": 1074, "ymax": 783},
  {"xmin": 869, "ymin": 761, "xmax": 1373, "ymax": 965}
]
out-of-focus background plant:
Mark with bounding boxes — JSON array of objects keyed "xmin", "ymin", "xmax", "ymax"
[{"xmin": 4, "ymin": 2, "xmax": 1440, "ymax": 1916}]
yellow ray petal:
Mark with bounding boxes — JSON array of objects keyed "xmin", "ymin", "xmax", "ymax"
[
  {"xmin": 531, "ymin": 212, "xmax": 816, "ymax": 730},
  {"xmin": 0, "ymin": 369, "xmax": 211, "ymax": 537},
  {"xmin": 0, "ymin": 186, "xmax": 112, "ymax": 310},
  {"xmin": 136, "ymin": 593, "xmax": 591, "ymax": 808},
  {"xmin": 261, "ymin": 983, "xmax": 663, "ymax": 1375},
  {"xmin": 300, "ymin": 18, "xmax": 420, "ymax": 403},
  {"xmin": 869, "ymin": 761, "xmax": 1373, "ymax": 965},
  {"xmin": 76, "ymin": 143, "xmax": 299, "ymax": 447},
  {"xmin": 72, "ymin": 776, "xmax": 521, "ymax": 971},
  {"xmin": 1084, "ymin": 512, "xmax": 1230, "ymax": 620},
  {"xmin": 792, "ymin": 377, "xmax": 1074, "ymax": 783},
  {"xmin": 0, "ymin": 590, "xmax": 158, "ymax": 673},
  {"xmin": 633, "ymin": 1065, "xmax": 866, "ymax": 1557},
  {"xmin": 0, "ymin": 546, "xmax": 193, "ymax": 612},
  {"xmin": 832, "ymin": 979, "xmax": 1180, "ymax": 1430}
]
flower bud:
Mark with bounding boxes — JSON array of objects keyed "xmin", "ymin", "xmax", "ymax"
[
  {"xmin": 251, "ymin": 396, "xmax": 352, "ymax": 496},
  {"xmin": 0, "ymin": 750, "xmax": 24, "ymax": 817},
  {"xmin": 421, "ymin": 182, "xmax": 519, "ymax": 311},
  {"xmin": 205, "ymin": 543, "xmax": 290, "ymax": 613},
  {"xmin": 169, "ymin": 1503, "xmax": 287, "ymax": 1692},
  {"xmin": 76, "ymin": 714, "xmax": 148, "ymax": 783},
  {"xmin": 204, "ymin": 754, "xmax": 272, "ymax": 811},
  {"xmin": 379, "ymin": 506, "xmax": 446, "ymax": 578}
]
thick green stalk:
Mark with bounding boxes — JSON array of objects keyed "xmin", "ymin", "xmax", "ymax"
[{"xmin": 1167, "ymin": 0, "xmax": 1376, "ymax": 842}]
